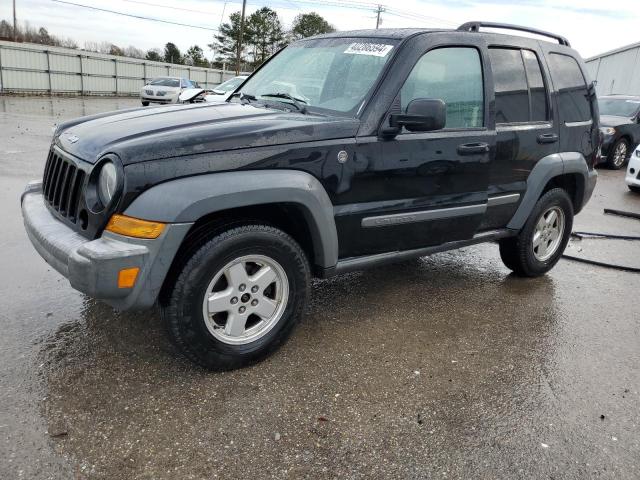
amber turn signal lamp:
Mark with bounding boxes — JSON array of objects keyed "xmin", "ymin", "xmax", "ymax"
[
  {"xmin": 118, "ymin": 267, "xmax": 140, "ymax": 289},
  {"xmin": 105, "ymin": 214, "xmax": 165, "ymax": 239}
]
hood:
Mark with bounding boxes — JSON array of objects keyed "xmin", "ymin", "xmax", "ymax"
[
  {"xmin": 600, "ymin": 114, "xmax": 634, "ymax": 127},
  {"xmin": 55, "ymin": 102, "xmax": 359, "ymax": 165}
]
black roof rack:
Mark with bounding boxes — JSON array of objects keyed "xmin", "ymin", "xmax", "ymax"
[{"xmin": 457, "ymin": 21, "xmax": 570, "ymax": 47}]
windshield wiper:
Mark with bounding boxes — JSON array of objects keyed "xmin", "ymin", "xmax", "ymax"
[{"xmin": 260, "ymin": 92, "xmax": 308, "ymax": 113}]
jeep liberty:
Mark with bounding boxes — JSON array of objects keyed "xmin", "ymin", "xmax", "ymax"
[{"xmin": 21, "ymin": 22, "xmax": 599, "ymax": 370}]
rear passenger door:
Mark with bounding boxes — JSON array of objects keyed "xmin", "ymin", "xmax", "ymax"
[{"xmin": 483, "ymin": 46, "xmax": 558, "ymax": 230}]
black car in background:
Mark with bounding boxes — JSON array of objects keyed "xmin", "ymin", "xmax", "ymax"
[{"xmin": 598, "ymin": 95, "xmax": 640, "ymax": 169}]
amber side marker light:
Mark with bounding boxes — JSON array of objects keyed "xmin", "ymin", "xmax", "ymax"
[
  {"xmin": 118, "ymin": 267, "xmax": 140, "ymax": 289},
  {"xmin": 105, "ymin": 214, "xmax": 165, "ymax": 239}
]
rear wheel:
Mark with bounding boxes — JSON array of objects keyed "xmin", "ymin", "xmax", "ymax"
[
  {"xmin": 141, "ymin": 101, "xmax": 150, "ymax": 106},
  {"xmin": 161, "ymin": 224, "xmax": 310, "ymax": 370},
  {"xmin": 607, "ymin": 138, "xmax": 630, "ymax": 169},
  {"xmin": 629, "ymin": 185, "xmax": 640, "ymax": 193},
  {"xmin": 499, "ymin": 188, "xmax": 573, "ymax": 277}
]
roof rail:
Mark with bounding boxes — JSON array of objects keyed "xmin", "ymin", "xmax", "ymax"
[{"xmin": 457, "ymin": 21, "xmax": 570, "ymax": 47}]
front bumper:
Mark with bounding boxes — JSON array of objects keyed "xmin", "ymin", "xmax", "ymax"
[
  {"xmin": 140, "ymin": 94, "xmax": 178, "ymax": 104},
  {"xmin": 21, "ymin": 182, "xmax": 192, "ymax": 310},
  {"xmin": 626, "ymin": 152, "xmax": 640, "ymax": 187}
]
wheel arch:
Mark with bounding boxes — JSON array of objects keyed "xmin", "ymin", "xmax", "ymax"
[
  {"xmin": 507, "ymin": 152, "xmax": 594, "ymax": 230},
  {"xmin": 124, "ymin": 170, "xmax": 339, "ymax": 271}
]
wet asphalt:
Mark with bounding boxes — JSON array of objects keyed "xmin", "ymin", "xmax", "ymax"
[{"xmin": 1, "ymin": 96, "xmax": 639, "ymax": 480}]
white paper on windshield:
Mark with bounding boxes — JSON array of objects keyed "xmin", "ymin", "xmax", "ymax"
[
  {"xmin": 344, "ymin": 43, "xmax": 393, "ymax": 57},
  {"xmin": 626, "ymin": 100, "xmax": 640, "ymax": 103}
]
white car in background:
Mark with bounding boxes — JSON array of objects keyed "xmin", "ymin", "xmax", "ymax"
[
  {"xmin": 178, "ymin": 75, "xmax": 248, "ymax": 104},
  {"xmin": 141, "ymin": 77, "xmax": 199, "ymax": 106},
  {"xmin": 626, "ymin": 145, "xmax": 640, "ymax": 193}
]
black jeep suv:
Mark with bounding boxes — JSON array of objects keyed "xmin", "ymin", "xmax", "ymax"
[{"xmin": 22, "ymin": 22, "xmax": 598, "ymax": 370}]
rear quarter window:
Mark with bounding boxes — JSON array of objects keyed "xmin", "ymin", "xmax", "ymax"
[{"xmin": 548, "ymin": 53, "xmax": 591, "ymax": 122}]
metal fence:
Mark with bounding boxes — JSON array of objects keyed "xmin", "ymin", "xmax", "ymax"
[
  {"xmin": 586, "ymin": 41, "xmax": 640, "ymax": 96},
  {"xmin": 0, "ymin": 40, "xmax": 242, "ymax": 96}
]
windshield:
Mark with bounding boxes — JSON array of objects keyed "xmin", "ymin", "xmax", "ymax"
[
  {"xmin": 215, "ymin": 77, "xmax": 246, "ymax": 92},
  {"xmin": 150, "ymin": 78, "xmax": 180, "ymax": 87},
  {"xmin": 599, "ymin": 98, "xmax": 640, "ymax": 117},
  {"xmin": 237, "ymin": 38, "xmax": 398, "ymax": 114}
]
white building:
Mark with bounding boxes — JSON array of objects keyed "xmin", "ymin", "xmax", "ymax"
[{"xmin": 586, "ymin": 42, "xmax": 640, "ymax": 96}]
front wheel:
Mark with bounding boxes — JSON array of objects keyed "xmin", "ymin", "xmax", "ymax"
[
  {"xmin": 629, "ymin": 185, "xmax": 640, "ymax": 193},
  {"xmin": 499, "ymin": 188, "xmax": 574, "ymax": 277},
  {"xmin": 161, "ymin": 225, "xmax": 310, "ymax": 370},
  {"xmin": 141, "ymin": 101, "xmax": 150, "ymax": 106},
  {"xmin": 607, "ymin": 138, "xmax": 630, "ymax": 169}
]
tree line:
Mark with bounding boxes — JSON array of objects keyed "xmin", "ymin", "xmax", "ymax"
[
  {"xmin": 0, "ymin": 9, "xmax": 334, "ymax": 70},
  {"xmin": 211, "ymin": 9, "xmax": 335, "ymax": 71}
]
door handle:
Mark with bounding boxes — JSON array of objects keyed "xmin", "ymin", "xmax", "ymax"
[
  {"xmin": 537, "ymin": 133, "xmax": 558, "ymax": 144},
  {"xmin": 457, "ymin": 142, "xmax": 490, "ymax": 155}
]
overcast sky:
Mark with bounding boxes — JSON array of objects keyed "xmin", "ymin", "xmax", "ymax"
[{"xmin": 1, "ymin": 0, "xmax": 638, "ymax": 59}]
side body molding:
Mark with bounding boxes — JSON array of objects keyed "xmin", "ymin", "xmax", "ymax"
[
  {"xmin": 124, "ymin": 170, "xmax": 339, "ymax": 269},
  {"xmin": 507, "ymin": 152, "xmax": 596, "ymax": 230}
]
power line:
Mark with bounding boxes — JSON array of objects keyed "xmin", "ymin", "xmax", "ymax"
[
  {"xmin": 119, "ymin": 0, "xmax": 221, "ymax": 15},
  {"xmin": 50, "ymin": 0, "xmax": 220, "ymax": 31},
  {"xmin": 384, "ymin": 7, "xmax": 457, "ymax": 27}
]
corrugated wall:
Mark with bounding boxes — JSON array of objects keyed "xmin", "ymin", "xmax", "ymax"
[
  {"xmin": 0, "ymin": 40, "xmax": 245, "ymax": 95},
  {"xmin": 586, "ymin": 43, "xmax": 640, "ymax": 96}
]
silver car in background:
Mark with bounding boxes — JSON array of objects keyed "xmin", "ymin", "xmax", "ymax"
[{"xmin": 141, "ymin": 77, "xmax": 199, "ymax": 106}]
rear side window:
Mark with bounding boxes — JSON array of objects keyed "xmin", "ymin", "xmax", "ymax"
[
  {"xmin": 400, "ymin": 47, "xmax": 484, "ymax": 129},
  {"xmin": 522, "ymin": 50, "xmax": 548, "ymax": 121},
  {"xmin": 489, "ymin": 48, "xmax": 549, "ymax": 124},
  {"xmin": 489, "ymin": 48, "xmax": 529, "ymax": 123},
  {"xmin": 548, "ymin": 53, "xmax": 591, "ymax": 122}
]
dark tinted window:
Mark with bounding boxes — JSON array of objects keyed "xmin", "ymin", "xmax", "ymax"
[
  {"xmin": 489, "ymin": 48, "xmax": 529, "ymax": 123},
  {"xmin": 522, "ymin": 50, "xmax": 548, "ymax": 121},
  {"xmin": 549, "ymin": 53, "xmax": 590, "ymax": 122},
  {"xmin": 401, "ymin": 47, "xmax": 484, "ymax": 128}
]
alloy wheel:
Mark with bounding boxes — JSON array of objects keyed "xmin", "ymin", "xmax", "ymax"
[
  {"xmin": 202, "ymin": 255, "xmax": 289, "ymax": 345},
  {"xmin": 532, "ymin": 206, "xmax": 565, "ymax": 262}
]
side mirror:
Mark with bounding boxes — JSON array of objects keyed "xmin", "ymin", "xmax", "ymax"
[{"xmin": 389, "ymin": 98, "xmax": 446, "ymax": 132}]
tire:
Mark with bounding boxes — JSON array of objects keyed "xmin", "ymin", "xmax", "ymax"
[
  {"xmin": 629, "ymin": 185, "xmax": 640, "ymax": 193},
  {"xmin": 141, "ymin": 101, "xmax": 150, "ymax": 106},
  {"xmin": 161, "ymin": 224, "xmax": 310, "ymax": 370},
  {"xmin": 606, "ymin": 138, "xmax": 630, "ymax": 169},
  {"xmin": 499, "ymin": 188, "xmax": 574, "ymax": 277}
]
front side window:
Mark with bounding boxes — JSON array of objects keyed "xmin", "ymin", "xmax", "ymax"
[
  {"xmin": 548, "ymin": 53, "xmax": 591, "ymax": 122},
  {"xmin": 238, "ymin": 38, "xmax": 398, "ymax": 115},
  {"xmin": 401, "ymin": 47, "xmax": 484, "ymax": 129}
]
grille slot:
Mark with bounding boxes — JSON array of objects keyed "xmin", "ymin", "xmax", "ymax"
[{"xmin": 42, "ymin": 149, "xmax": 86, "ymax": 222}]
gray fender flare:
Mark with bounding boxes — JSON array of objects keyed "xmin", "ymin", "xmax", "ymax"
[
  {"xmin": 124, "ymin": 170, "xmax": 339, "ymax": 269},
  {"xmin": 507, "ymin": 152, "xmax": 595, "ymax": 230}
]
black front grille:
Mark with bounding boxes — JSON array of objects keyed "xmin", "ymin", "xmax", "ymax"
[{"xmin": 42, "ymin": 149, "xmax": 86, "ymax": 222}]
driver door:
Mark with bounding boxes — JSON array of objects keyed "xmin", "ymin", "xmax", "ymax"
[{"xmin": 336, "ymin": 42, "xmax": 494, "ymax": 257}]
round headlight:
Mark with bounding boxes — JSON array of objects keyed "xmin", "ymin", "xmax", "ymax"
[{"xmin": 97, "ymin": 161, "xmax": 118, "ymax": 207}]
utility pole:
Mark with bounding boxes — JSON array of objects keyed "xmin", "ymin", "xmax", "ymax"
[
  {"xmin": 375, "ymin": 4, "xmax": 385, "ymax": 29},
  {"xmin": 235, "ymin": 0, "xmax": 247, "ymax": 76},
  {"xmin": 13, "ymin": 0, "xmax": 17, "ymax": 41}
]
